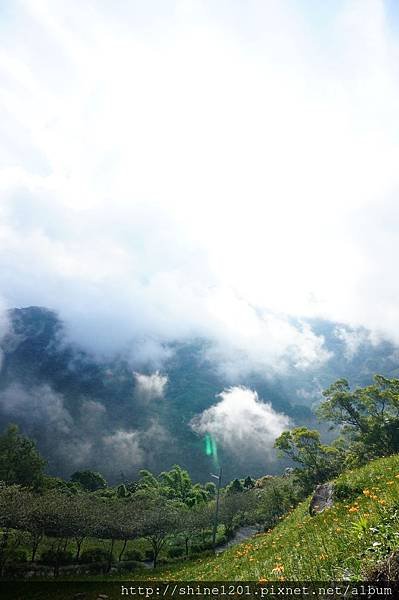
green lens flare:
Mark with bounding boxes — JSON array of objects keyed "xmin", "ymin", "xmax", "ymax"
[
  {"xmin": 211, "ymin": 437, "xmax": 218, "ymax": 463},
  {"xmin": 204, "ymin": 435, "xmax": 218, "ymax": 467},
  {"xmin": 205, "ymin": 434, "xmax": 212, "ymax": 456}
]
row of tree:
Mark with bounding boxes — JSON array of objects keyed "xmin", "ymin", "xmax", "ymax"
[{"xmin": 0, "ymin": 477, "xmax": 269, "ymax": 573}]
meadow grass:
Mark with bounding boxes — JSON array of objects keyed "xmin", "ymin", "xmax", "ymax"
[{"xmin": 133, "ymin": 454, "xmax": 399, "ymax": 581}]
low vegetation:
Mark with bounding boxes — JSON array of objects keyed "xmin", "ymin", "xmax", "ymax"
[{"xmin": 146, "ymin": 454, "xmax": 399, "ymax": 580}]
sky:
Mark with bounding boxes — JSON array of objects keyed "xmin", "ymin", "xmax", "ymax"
[{"xmin": 1, "ymin": 0, "xmax": 399, "ymax": 374}]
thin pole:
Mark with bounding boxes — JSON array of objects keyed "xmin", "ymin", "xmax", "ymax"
[{"xmin": 212, "ymin": 467, "xmax": 222, "ymax": 552}]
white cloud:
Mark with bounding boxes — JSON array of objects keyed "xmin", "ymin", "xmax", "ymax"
[
  {"xmin": 0, "ymin": 1, "xmax": 399, "ymax": 371},
  {"xmin": 79, "ymin": 399, "xmax": 107, "ymax": 431},
  {"xmin": 0, "ymin": 299, "xmax": 10, "ymax": 370},
  {"xmin": 134, "ymin": 371, "xmax": 168, "ymax": 401},
  {"xmin": 190, "ymin": 386, "xmax": 291, "ymax": 459},
  {"xmin": 334, "ymin": 326, "xmax": 373, "ymax": 360},
  {"xmin": 203, "ymin": 304, "xmax": 332, "ymax": 378},
  {"xmin": 0, "ymin": 383, "xmax": 73, "ymax": 434},
  {"xmin": 103, "ymin": 429, "xmax": 144, "ymax": 468},
  {"xmin": 101, "ymin": 422, "xmax": 167, "ymax": 473}
]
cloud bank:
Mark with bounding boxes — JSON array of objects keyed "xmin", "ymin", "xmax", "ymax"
[
  {"xmin": 0, "ymin": 1, "xmax": 399, "ymax": 374},
  {"xmin": 0, "ymin": 382, "xmax": 166, "ymax": 479}
]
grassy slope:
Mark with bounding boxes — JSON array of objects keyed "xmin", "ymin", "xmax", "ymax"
[
  {"xmin": 140, "ymin": 454, "xmax": 399, "ymax": 581},
  {"xmin": 4, "ymin": 456, "xmax": 399, "ymax": 599}
]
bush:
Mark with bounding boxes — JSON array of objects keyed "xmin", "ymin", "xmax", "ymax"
[
  {"xmin": 84, "ymin": 561, "xmax": 108, "ymax": 574},
  {"xmin": 40, "ymin": 549, "xmax": 74, "ymax": 566},
  {"xmin": 168, "ymin": 546, "xmax": 185, "ymax": 558},
  {"xmin": 125, "ymin": 549, "xmax": 144, "ymax": 562},
  {"xmin": 117, "ymin": 560, "xmax": 144, "ymax": 572},
  {"xmin": 334, "ymin": 481, "xmax": 363, "ymax": 501},
  {"xmin": 7, "ymin": 549, "xmax": 27, "ymax": 563},
  {"xmin": 216, "ymin": 534, "xmax": 227, "ymax": 546},
  {"xmin": 80, "ymin": 548, "xmax": 113, "ymax": 564},
  {"xmin": 190, "ymin": 550, "xmax": 214, "ymax": 560},
  {"xmin": 3, "ymin": 562, "xmax": 30, "ymax": 578},
  {"xmin": 191, "ymin": 540, "xmax": 213, "ymax": 553}
]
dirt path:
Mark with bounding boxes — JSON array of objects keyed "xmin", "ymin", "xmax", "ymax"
[{"xmin": 215, "ymin": 526, "xmax": 260, "ymax": 554}]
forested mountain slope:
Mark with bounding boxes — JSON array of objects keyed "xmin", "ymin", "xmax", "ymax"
[{"xmin": 0, "ymin": 306, "xmax": 398, "ymax": 482}]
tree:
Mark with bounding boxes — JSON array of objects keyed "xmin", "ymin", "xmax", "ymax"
[
  {"xmin": 137, "ymin": 469, "xmax": 160, "ymax": 491},
  {"xmin": 42, "ymin": 475, "xmax": 81, "ymax": 495},
  {"xmin": 218, "ymin": 489, "xmax": 257, "ymax": 537},
  {"xmin": 243, "ymin": 476, "xmax": 255, "ymax": 490},
  {"xmin": 0, "ymin": 484, "xmax": 32, "ymax": 574},
  {"xmin": 25, "ymin": 493, "xmax": 50, "ymax": 562},
  {"xmin": 92, "ymin": 500, "xmax": 126, "ymax": 571},
  {"xmin": 113, "ymin": 497, "xmax": 145, "ymax": 563},
  {"xmin": 274, "ymin": 427, "xmax": 340, "ymax": 493},
  {"xmin": 159, "ymin": 465, "xmax": 194, "ymax": 504},
  {"xmin": 178, "ymin": 503, "xmax": 213, "ymax": 556},
  {"xmin": 59, "ymin": 494, "xmax": 99, "ymax": 562},
  {"xmin": 70, "ymin": 470, "xmax": 107, "ymax": 492},
  {"xmin": 0, "ymin": 424, "xmax": 46, "ymax": 488},
  {"xmin": 318, "ymin": 375, "xmax": 399, "ymax": 465},
  {"xmin": 139, "ymin": 465, "xmax": 212, "ymax": 506},
  {"xmin": 256, "ymin": 476, "xmax": 301, "ymax": 529},
  {"xmin": 117, "ymin": 484, "xmax": 130, "ymax": 498},
  {"xmin": 204, "ymin": 481, "xmax": 216, "ymax": 498},
  {"xmin": 225, "ymin": 478, "xmax": 244, "ymax": 495},
  {"xmin": 139, "ymin": 494, "xmax": 181, "ymax": 568}
]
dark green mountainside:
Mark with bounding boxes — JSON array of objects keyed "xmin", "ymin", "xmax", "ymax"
[{"xmin": 0, "ymin": 307, "xmax": 398, "ymax": 483}]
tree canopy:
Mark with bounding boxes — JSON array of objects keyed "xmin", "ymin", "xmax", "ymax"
[
  {"xmin": 70, "ymin": 470, "xmax": 107, "ymax": 492},
  {"xmin": 318, "ymin": 374, "xmax": 399, "ymax": 465},
  {"xmin": 0, "ymin": 424, "xmax": 46, "ymax": 488}
]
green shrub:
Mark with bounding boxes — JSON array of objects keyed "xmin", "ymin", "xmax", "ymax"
[
  {"xmin": 84, "ymin": 561, "xmax": 108, "ymax": 574},
  {"xmin": 7, "ymin": 549, "xmax": 27, "ymax": 563},
  {"xmin": 189, "ymin": 550, "xmax": 214, "ymax": 560},
  {"xmin": 191, "ymin": 540, "xmax": 213, "ymax": 553},
  {"xmin": 80, "ymin": 548, "xmax": 113, "ymax": 564},
  {"xmin": 168, "ymin": 546, "xmax": 185, "ymax": 558},
  {"xmin": 124, "ymin": 549, "xmax": 144, "ymax": 562},
  {"xmin": 40, "ymin": 549, "xmax": 74, "ymax": 566},
  {"xmin": 118, "ymin": 560, "xmax": 145, "ymax": 572},
  {"xmin": 334, "ymin": 481, "xmax": 364, "ymax": 501},
  {"xmin": 216, "ymin": 534, "xmax": 227, "ymax": 546}
]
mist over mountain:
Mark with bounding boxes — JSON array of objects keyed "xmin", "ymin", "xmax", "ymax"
[
  {"xmin": 0, "ymin": 305, "xmax": 398, "ymax": 484},
  {"xmin": 1, "ymin": 0, "xmax": 399, "ymax": 487}
]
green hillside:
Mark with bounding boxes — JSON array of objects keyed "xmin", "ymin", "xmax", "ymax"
[{"xmin": 145, "ymin": 454, "xmax": 399, "ymax": 581}]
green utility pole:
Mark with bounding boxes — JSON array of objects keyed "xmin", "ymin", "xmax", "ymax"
[{"xmin": 211, "ymin": 467, "xmax": 222, "ymax": 552}]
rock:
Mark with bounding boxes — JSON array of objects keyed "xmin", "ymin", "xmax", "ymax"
[
  {"xmin": 96, "ymin": 595, "xmax": 109, "ymax": 600},
  {"xmin": 309, "ymin": 482, "xmax": 334, "ymax": 515},
  {"xmin": 73, "ymin": 594, "xmax": 86, "ymax": 600}
]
